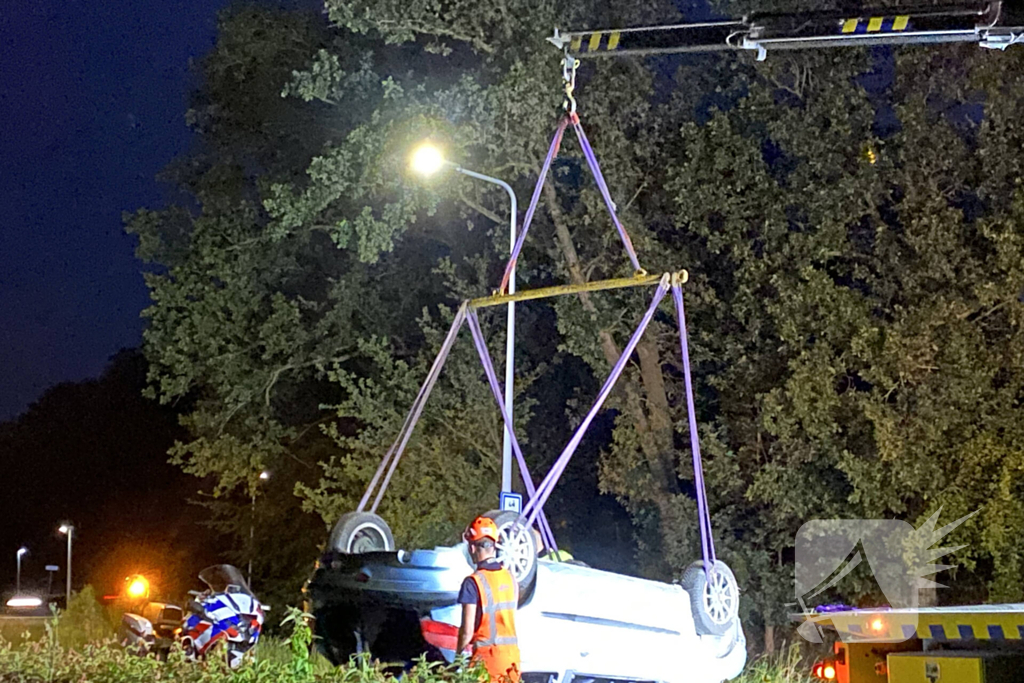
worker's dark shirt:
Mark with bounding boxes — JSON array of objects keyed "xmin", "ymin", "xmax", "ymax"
[{"xmin": 458, "ymin": 559, "xmax": 504, "ymax": 631}]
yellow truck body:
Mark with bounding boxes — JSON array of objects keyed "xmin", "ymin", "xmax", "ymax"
[{"xmin": 802, "ymin": 604, "xmax": 1024, "ymax": 683}]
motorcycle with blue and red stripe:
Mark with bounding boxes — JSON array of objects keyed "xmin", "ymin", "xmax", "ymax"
[{"xmin": 121, "ymin": 564, "xmax": 265, "ymax": 668}]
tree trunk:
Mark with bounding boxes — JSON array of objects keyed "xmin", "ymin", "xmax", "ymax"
[
  {"xmin": 542, "ymin": 180, "xmax": 680, "ymax": 571},
  {"xmin": 764, "ymin": 624, "xmax": 776, "ymax": 656}
]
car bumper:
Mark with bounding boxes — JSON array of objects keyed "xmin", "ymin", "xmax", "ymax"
[{"xmin": 309, "ymin": 545, "xmax": 473, "ymax": 611}]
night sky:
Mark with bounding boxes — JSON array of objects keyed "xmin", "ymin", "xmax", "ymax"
[{"xmin": 1, "ymin": 0, "xmax": 228, "ymax": 421}]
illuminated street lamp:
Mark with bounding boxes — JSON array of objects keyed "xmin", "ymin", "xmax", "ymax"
[
  {"xmin": 410, "ymin": 142, "xmax": 518, "ymax": 495},
  {"xmin": 58, "ymin": 524, "xmax": 73, "ymax": 606},
  {"xmin": 15, "ymin": 547, "xmax": 27, "ymax": 593},
  {"xmin": 248, "ymin": 470, "xmax": 271, "ymax": 587}
]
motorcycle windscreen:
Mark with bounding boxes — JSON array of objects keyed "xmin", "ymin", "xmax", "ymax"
[{"xmin": 198, "ymin": 564, "xmax": 252, "ymax": 595}]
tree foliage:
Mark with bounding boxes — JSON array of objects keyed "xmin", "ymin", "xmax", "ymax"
[{"xmin": 131, "ymin": 0, "xmax": 1024, "ymax": 646}]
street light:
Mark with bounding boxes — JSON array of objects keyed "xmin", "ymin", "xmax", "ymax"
[
  {"xmin": 249, "ymin": 470, "xmax": 271, "ymax": 586},
  {"xmin": 410, "ymin": 142, "xmax": 518, "ymax": 495},
  {"xmin": 15, "ymin": 547, "xmax": 27, "ymax": 594},
  {"xmin": 58, "ymin": 524, "xmax": 73, "ymax": 606}
]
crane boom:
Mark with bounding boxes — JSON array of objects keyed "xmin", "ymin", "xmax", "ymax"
[{"xmin": 549, "ymin": 1, "xmax": 1024, "ymax": 60}]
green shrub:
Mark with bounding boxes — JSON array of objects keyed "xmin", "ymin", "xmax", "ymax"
[
  {"xmin": 54, "ymin": 586, "xmax": 116, "ymax": 650},
  {"xmin": 0, "ymin": 607, "xmax": 487, "ymax": 683}
]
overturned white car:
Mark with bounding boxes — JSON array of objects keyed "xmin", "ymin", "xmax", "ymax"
[{"xmin": 307, "ymin": 510, "xmax": 746, "ymax": 683}]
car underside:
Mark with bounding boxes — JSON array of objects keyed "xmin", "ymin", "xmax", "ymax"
[{"xmin": 307, "ymin": 537, "xmax": 747, "ymax": 683}]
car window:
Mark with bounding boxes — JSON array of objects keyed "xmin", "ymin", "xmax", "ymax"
[
  {"xmin": 160, "ymin": 606, "xmax": 183, "ymax": 623},
  {"xmin": 521, "ymin": 673, "xmax": 559, "ymax": 683}
]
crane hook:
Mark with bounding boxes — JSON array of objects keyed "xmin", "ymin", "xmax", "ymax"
[{"xmin": 562, "ymin": 53, "xmax": 580, "ymax": 113}]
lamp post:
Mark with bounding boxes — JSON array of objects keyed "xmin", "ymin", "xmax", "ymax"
[
  {"xmin": 410, "ymin": 143, "xmax": 518, "ymax": 494},
  {"xmin": 58, "ymin": 524, "xmax": 73, "ymax": 606},
  {"xmin": 248, "ymin": 470, "xmax": 270, "ymax": 587},
  {"xmin": 15, "ymin": 547, "xmax": 27, "ymax": 594}
]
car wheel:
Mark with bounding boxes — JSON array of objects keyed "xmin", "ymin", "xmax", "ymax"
[
  {"xmin": 329, "ymin": 511, "xmax": 395, "ymax": 554},
  {"xmin": 680, "ymin": 560, "xmax": 739, "ymax": 636},
  {"xmin": 483, "ymin": 510, "xmax": 537, "ymax": 599}
]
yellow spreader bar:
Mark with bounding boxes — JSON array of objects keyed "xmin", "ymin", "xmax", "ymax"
[{"xmin": 469, "ymin": 271, "xmax": 686, "ymax": 309}]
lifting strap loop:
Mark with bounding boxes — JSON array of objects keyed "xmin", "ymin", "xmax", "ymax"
[
  {"xmin": 499, "ymin": 118, "xmax": 569, "ymax": 295},
  {"xmin": 466, "ymin": 308, "xmax": 559, "ymax": 553},
  {"xmin": 497, "ymin": 111, "xmax": 645, "ymax": 297},
  {"xmin": 570, "ymin": 117, "xmax": 643, "ymax": 274},
  {"xmin": 358, "ymin": 301, "xmax": 557, "ymax": 551},
  {"xmin": 357, "ymin": 274, "xmax": 719, "ymax": 570},
  {"xmin": 358, "ymin": 303, "xmax": 469, "ymax": 513},
  {"xmin": 522, "ymin": 274, "xmax": 671, "ymax": 528}
]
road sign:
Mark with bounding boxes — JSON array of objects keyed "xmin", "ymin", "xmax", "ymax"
[
  {"xmin": 45, "ymin": 565, "xmax": 58, "ymax": 572},
  {"xmin": 500, "ymin": 492, "xmax": 523, "ymax": 513}
]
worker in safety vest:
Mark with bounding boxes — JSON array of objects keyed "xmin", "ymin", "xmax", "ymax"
[
  {"xmin": 531, "ymin": 527, "xmax": 574, "ymax": 563},
  {"xmin": 457, "ymin": 516, "xmax": 521, "ymax": 683}
]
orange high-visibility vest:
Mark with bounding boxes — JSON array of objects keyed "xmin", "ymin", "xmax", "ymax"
[{"xmin": 470, "ymin": 567, "xmax": 520, "ymax": 683}]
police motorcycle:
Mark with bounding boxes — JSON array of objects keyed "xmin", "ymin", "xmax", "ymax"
[{"xmin": 121, "ymin": 564, "xmax": 265, "ymax": 668}]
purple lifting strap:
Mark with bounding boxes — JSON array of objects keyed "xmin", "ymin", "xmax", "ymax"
[
  {"xmin": 672, "ymin": 284, "xmax": 717, "ymax": 571},
  {"xmin": 358, "ymin": 303, "xmax": 468, "ymax": 513},
  {"xmin": 465, "ymin": 309, "xmax": 558, "ymax": 552},
  {"xmin": 571, "ymin": 117, "xmax": 642, "ymax": 274},
  {"xmin": 522, "ymin": 275, "xmax": 671, "ymax": 528},
  {"xmin": 498, "ymin": 113, "xmax": 645, "ymax": 295},
  {"xmin": 499, "ymin": 118, "xmax": 569, "ymax": 295}
]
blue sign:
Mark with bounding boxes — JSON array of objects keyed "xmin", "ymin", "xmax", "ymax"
[{"xmin": 500, "ymin": 491, "xmax": 523, "ymax": 513}]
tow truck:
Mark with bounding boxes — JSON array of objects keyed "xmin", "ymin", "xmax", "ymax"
[
  {"xmin": 796, "ymin": 605, "xmax": 1024, "ymax": 683},
  {"xmin": 548, "ymin": 3, "xmax": 1024, "ymax": 682}
]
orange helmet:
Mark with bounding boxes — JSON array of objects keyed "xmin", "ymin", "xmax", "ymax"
[{"xmin": 464, "ymin": 516, "xmax": 499, "ymax": 543}]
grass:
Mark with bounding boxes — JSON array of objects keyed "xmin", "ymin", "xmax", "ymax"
[
  {"xmin": 0, "ymin": 620, "xmax": 48, "ymax": 644},
  {"xmin": 733, "ymin": 643, "xmax": 815, "ymax": 683},
  {"xmin": 0, "ymin": 604, "xmax": 490, "ymax": 683},
  {"xmin": 0, "ymin": 632, "xmax": 817, "ymax": 683},
  {"xmin": 252, "ymin": 635, "xmax": 338, "ymax": 675},
  {"xmin": 0, "ymin": 589, "xmax": 816, "ymax": 683}
]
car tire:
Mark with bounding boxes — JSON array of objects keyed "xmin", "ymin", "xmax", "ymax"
[
  {"xmin": 482, "ymin": 510, "xmax": 537, "ymax": 600},
  {"xmin": 680, "ymin": 560, "xmax": 740, "ymax": 636},
  {"xmin": 328, "ymin": 511, "xmax": 395, "ymax": 554}
]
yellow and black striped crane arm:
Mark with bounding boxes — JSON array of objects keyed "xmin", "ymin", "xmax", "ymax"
[{"xmin": 549, "ymin": 1, "xmax": 1024, "ymax": 59}]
